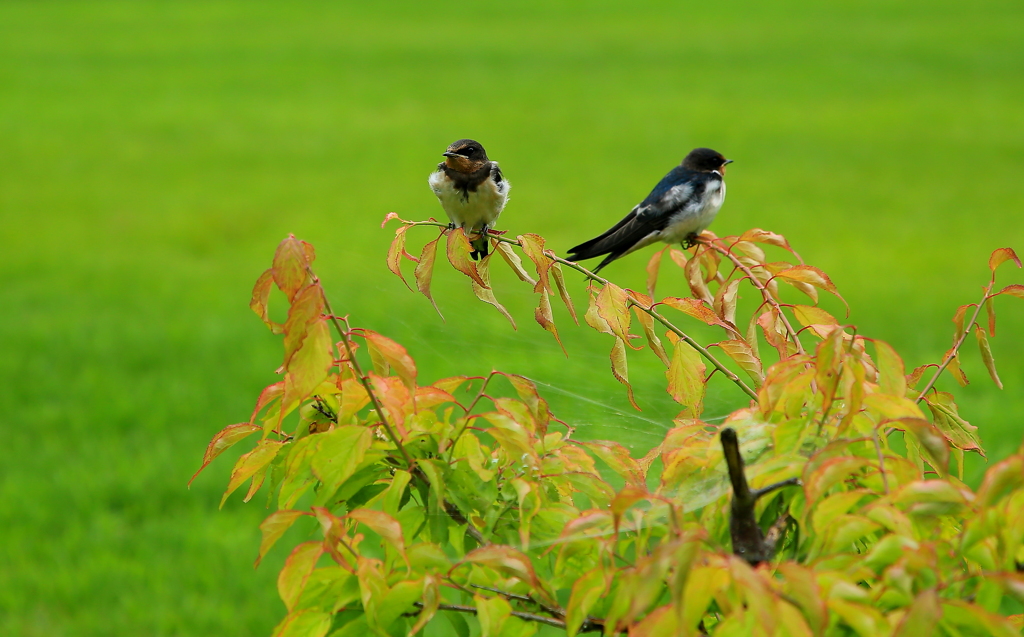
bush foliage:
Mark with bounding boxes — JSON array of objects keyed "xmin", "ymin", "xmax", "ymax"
[{"xmin": 193, "ymin": 220, "xmax": 1024, "ymax": 636}]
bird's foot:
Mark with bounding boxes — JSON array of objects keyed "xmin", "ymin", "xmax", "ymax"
[{"xmin": 682, "ymin": 233, "xmax": 699, "ymax": 249}]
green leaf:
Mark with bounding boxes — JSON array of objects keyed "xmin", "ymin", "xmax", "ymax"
[
  {"xmin": 713, "ymin": 339, "xmax": 764, "ymax": 387},
  {"xmin": 346, "ymin": 509, "xmax": 407, "ymax": 568},
  {"xmin": 803, "ymin": 455, "xmax": 871, "ymax": 504},
  {"xmin": 596, "ymin": 282, "xmax": 638, "ymax": 349},
  {"xmin": 975, "ymin": 455, "xmax": 1024, "ymax": 508},
  {"xmin": 474, "ymin": 594, "xmax": 511, "ymax": 637},
  {"xmin": 270, "ymin": 609, "xmax": 331, "ymax": 637},
  {"xmin": 257, "ymin": 510, "xmax": 309, "ymax": 568},
  {"xmin": 666, "ymin": 336, "xmax": 706, "ymax": 417},
  {"xmin": 581, "ymin": 440, "xmax": 645, "ymax": 486},
  {"xmin": 873, "ymin": 339, "xmax": 907, "ymax": 398},
  {"xmin": 221, "ymin": 439, "xmax": 285, "ymax": 508},
  {"xmin": 974, "ymin": 325, "xmax": 1003, "ymax": 389},
  {"xmin": 565, "ymin": 567, "xmax": 606, "ymax": 637},
  {"xmin": 889, "ymin": 418, "xmax": 950, "ymax": 477},
  {"xmin": 791, "ymin": 304, "xmax": 838, "ymax": 327},
  {"xmin": 310, "ymin": 426, "xmax": 373, "ymax": 500},
  {"xmin": 278, "ymin": 542, "xmax": 324, "ymax": 612}
]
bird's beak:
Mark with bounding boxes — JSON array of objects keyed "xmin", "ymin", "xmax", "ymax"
[
  {"xmin": 443, "ymin": 151, "xmax": 460, "ymax": 158},
  {"xmin": 723, "ymin": 159, "xmax": 734, "ymax": 165}
]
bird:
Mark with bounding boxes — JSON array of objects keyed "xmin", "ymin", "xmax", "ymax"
[
  {"xmin": 567, "ymin": 148, "xmax": 733, "ymax": 273},
  {"xmin": 428, "ymin": 139, "xmax": 510, "ymax": 260}
]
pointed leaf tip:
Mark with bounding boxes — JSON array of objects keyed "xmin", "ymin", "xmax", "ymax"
[
  {"xmin": 988, "ymin": 247, "xmax": 1021, "ymax": 274},
  {"xmin": 446, "ymin": 227, "xmax": 489, "ymax": 288}
]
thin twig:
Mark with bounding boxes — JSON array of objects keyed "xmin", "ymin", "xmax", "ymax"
[
  {"xmin": 414, "ymin": 602, "xmax": 604, "ymax": 633},
  {"xmin": 405, "ymin": 220, "xmax": 758, "ymax": 401},
  {"xmin": 312, "ymin": 269, "xmax": 414, "ymax": 467},
  {"xmin": 702, "ymin": 237, "xmax": 805, "ymax": 355},
  {"xmin": 915, "ymin": 286, "xmax": 991, "ymax": 404}
]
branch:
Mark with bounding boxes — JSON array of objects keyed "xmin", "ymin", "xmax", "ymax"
[
  {"xmin": 702, "ymin": 237, "xmax": 806, "ymax": 355},
  {"xmin": 312, "ymin": 270, "xmax": 415, "ymax": 468},
  {"xmin": 403, "ymin": 220, "xmax": 759, "ymax": 401},
  {"xmin": 915, "ymin": 285, "xmax": 991, "ymax": 403},
  {"xmin": 721, "ymin": 427, "xmax": 800, "ymax": 565},
  {"xmin": 415, "ymin": 602, "xmax": 604, "ymax": 633}
]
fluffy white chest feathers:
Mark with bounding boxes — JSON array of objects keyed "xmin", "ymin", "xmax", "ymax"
[
  {"xmin": 428, "ymin": 168, "xmax": 510, "ymax": 232},
  {"xmin": 659, "ymin": 178, "xmax": 725, "ymax": 243}
]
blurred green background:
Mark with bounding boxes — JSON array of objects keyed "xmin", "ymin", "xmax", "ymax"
[{"xmin": 2, "ymin": 0, "xmax": 1023, "ymax": 635}]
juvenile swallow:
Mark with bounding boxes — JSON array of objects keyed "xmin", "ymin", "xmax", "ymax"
[
  {"xmin": 428, "ymin": 139, "xmax": 510, "ymax": 259},
  {"xmin": 567, "ymin": 147, "xmax": 733, "ymax": 272}
]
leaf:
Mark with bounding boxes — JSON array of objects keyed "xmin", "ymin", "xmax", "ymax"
[
  {"xmin": 888, "ymin": 418, "xmax": 949, "ymax": 477},
  {"xmin": 646, "ymin": 246, "xmax": 667, "ymax": 298},
  {"xmin": 278, "ymin": 541, "xmax": 324, "ymax": 611},
  {"xmin": 189, "ymin": 423, "xmax": 261, "ymax": 486},
  {"xmin": 774, "ymin": 265, "xmax": 849, "ymax": 313},
  {"xmin": 791, "ymin": 304, "xmax": 837, "ymax": 327},
  {"xmin": 996, "ymin": 283, "xmax": 1024, "ymax": 299},
  {"xmin": 758, "ymin": 308, "xmax": 790, "ymax": 358},
  {"xmin": 988, "ymin": 247, "xmax": 1021, "ymax": 274},
  {"xmin": 535, "ymin": 288, "xmax": 566, "ymax": 355},
  {"xmin": 474, "ymin": 594, "xmax": 511, "ymax": 637},
  {"xmin": 256, "ymin": 510, "xmax": 308, "ymax": 568},
  {"xmin": 414, "ymin": 235, "xmax": 443, "ymax": 318},
  {"xmin": 873, "ymin": 339, "xmax": 907, "ymax": 398},
  {"xmin": 628, "ymin": 291, "xmax": 670, "ymax": 367},
  {"xmin": 221, "ymin": 439, "xmax": 285, "ymax": 507},
  {"xmin": 713, "ymin": 340, "xmax": 764, "ymax": 387},
  {"xmin": 802, "ymin": 455, "xmax": 871, "ymax": 504},
  {"xmin": 738, "ymin": 228, "xmax": 801, "ymax": 258},
  {"xmin": 282, "ymin": 284, "xmax": 325, "ymax": 369},
  {"xmin": 684, "ymin": 253, "xmax": 713, "ymax": 303},
  {"xmin": 986, "ymin": 297, "xmax": 996, "ymax": 336},
  {"xmin": 975, "ymin": 455, "xmax": 1024, "ymax": 508},
  {"xmin": 581, "ymin": 440, "xmax": 645, "ymax": 486},
  {"xmin": 661, "ymin": 296, "xmax": 736, "ymax": 334},
  {"xmin": 282, "ymin": 318, "xmax": 334, "ymax": 418},
  {"xmin": 975, "ymin": 325, "xmax": 1003, "ymax": 389},
  {"xmin": 712, "ymin": 279, "xmax": 740, "ymax": 327},
  {"xmin": 385, "ymin": 225, "xmax": 414, "ymax": 290},
  {"xmin": 951, "ymin": 304, "xmax": 971, "ymax": 344},
  {"xmin": 610, "ymin": 337, "xmax": 639, "ymax": 409},
  {"xmin": 666, "ymin": 337, "xmax": 706, "ymax": 417},
  {"xmin": 550, "ymin": 262, "xmax": 579, "ymax": 325},
  {"xmin": 409, "ymin": 573, "xmax": 441, "ymax": 636},
  {"xmin": 446, "ymin": 227, "xmax": 488, "ymax": 288},
  {"xmin": 610, "ymin": 484, "xmax": 649, "ymax": 532},
  {"xmin": 494, "ymin": 241, "xmax": 537, "ymax": 285},
  {"xmin": 565, "ymin": 567, "xmax": 607, "ymax": 637},
  {"xmin": 362, "ymin": 330, "xmax": 418, "ymax": 390},
  {"xmin": 517, "ymin": 233, "xmax": 552, "ymax": 293},
  {"xmin": 923, "ymin": 392, "xmax": 984, "ymax": 456},
  {"xmin": 270, "ymin": 609, "xmax": 332, "ymax": 637},
  {"xmin": 944, "ymin": 347, "xmax": 969, "ymax": 387},
  {"xmin": 346, "ymin": 510, "xmax": 407, "ymax": 567},
  {"xmin": 595, "ymin": 282, "xmax": 638, "ymax": 349},
  {"xmin": 273, "ymin": 235, "xmax": 312, "ymax": 302},
  {"xmin": 251, "ymin": 268, "xmax": 283, "ymax": 333},
  {"xmin": 471, "ymin": 255, "xmax": 516, "ymax": 329},
  {"xmin": 310, "ymin": 425, "xmax": 373, "ymax": 498},
  {"xmin": 462, "ymin": 546, "xmax": 550, "ymax": 603}
]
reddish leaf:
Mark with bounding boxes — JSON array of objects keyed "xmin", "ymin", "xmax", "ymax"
[
  {"xmin": 975, "ymin": 325, "xmax": 1002, "ymax": 389},
  {"xmin": 712, "ymin": 339, "xmax": 764, "ymax": 386},
  {"xmin": 189, "ymin": 423, "xmax": 261, "ymax": 486},
  {"xmin": 646, "ymin": 246, "xmax": 667, "ymax": 298},
  {"xmin": 597, "ymin": 282, "xmax": 639, "ymax": 350},
  {"xmin": 380, "ymin": 211, "xmax": 410, "ymax": 227},
  {"xmin": 250, "ymin": 268, "xmax": 283, "ymax": 334},
  {"xmin": 385, "ymin": 225, "xmax": 414, "ymax": 290},
  {"xmin": 518, "ymin": 233, "xmax": 552, "ymax": 293},
  {"xmin": 273, "ymin": 235, "xmax": 311, "ymax": 302},
  {"xmin": 661, "ymin": 296, "xmax": 736, "ymax": 334},
  {"xmin": 712, "ymin": 279, "xmax": 740, "ymax": 327},
  {"xmin": 278, "ymin": 541, "xmax": 324, "ymax": 611},
  {"xmin": 774, "ymin": 265, "xmax": 848, "ymax": 312},
  {"xmin": 414, "ymin": 235, "xmax": 443, "ymax": 319},
  {"xmin": 986, "ymin": 297, "xmax": 996, "ymax": 336},
  {"xmin": 988, "ymin": 247, "xmax": 1021, "ymax": 274},
  {"xmin": 221, "ymin": 439, "xmax": 285, "ymax": 507},
  {"xmin": 609, "ymin": 337, "xmax": 639, "ymax": 409},
  {"xmin": 535, "ymin": 288, "xmax": 566, "ymax": 355},
  {"xmin": 944, "ymin": 346, "xmax": 969, "ymax": 387},
  {"xmin": 738, "ymin": 228, "xmax": 801, "ymax": 259},
  {"xmin": 550, "ymin": 261, "xmax": 579, "ymax": 325},
  {"xmin": 666, "ymin": 336, "xmax": 706, "ymax": 417},
  {"xmin": 469, "ymin": 255, "xmax": 516, "ymax": 328},
  {"xmin": 362, "ymin": 330, "xmax": 417, "ymax": 390},
  {"xmin": 995, "ymin": 283, "xmax": 1024, "ymax": 299},
  {"xmin": 256, "ymin": 510, "xmax": 308, "ymax": 568},
  {"xmin": 494, "ymin": 241, "xmax": 537, "ymax": 285},
  {"xmin": 758, "ymin": 309, "xmax": 790, "ymax": 358},
  {"xmin": 684, "ymin": 252, "xmax": 712, "ymax": 303},
  {"xmin": 282, "ymin": 285, "xmax": 325, "ymax": 369},
  {"xmin": 951, "ymin": 304, "xmax": 972, "ymax": 344},
  {"xmin": 370, "ymin": 375, "xmax": 411, "ymax": 434},
  {"xmin": 581, "ymin": 440, "xmax": 645, "ymax": 486},
  {"xmin": 446, "ymin": 227, "xmax": 488, "ymax": 288}
]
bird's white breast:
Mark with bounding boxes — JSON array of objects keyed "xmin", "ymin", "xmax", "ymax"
[
  {"xmin": 428, "ymin": 168, "xmax": 509, "ymax": 232},
  {"xmin": 659, "ymin": 178, "xmax": 725, "ymax": 243}
]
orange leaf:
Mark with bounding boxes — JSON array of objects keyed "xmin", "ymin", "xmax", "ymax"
[
  {"xmin": 250, "ymin": 268, "xmax": 283, "ymax": 334},
  {"xmin": 996, "ymin": 283, "xmax": 1024, "ymax": 299},
  {"xmin": 283, "ymin": 317, "xmax": 333, "ymax": 414},
  {"xmin": 385, "ymin": 225, "xmax": 414, "ymax": 291},
  {"xmin": 646, "ymin": 246, "xmax": 667, "ymax": 298},
  {"xmin": 282, "ymin": 285, "xmax": 325, "ymax": 369},
  {"xmin": 535, "ymin": 288, "xmax": 566, "ymax": 355},
  {"xmin": 684, "ymin": 252, "xmax": 712, "ymax": 303},
  {"xmin": 988, "ymin": 247, "xmax": 1021, "ymax": 274},
  {"xmin": 758, "ymin": 309, "xmax": 790, "ymax": 358},
  {"xmin": 414, "ymin": 235, "xmax": 443, "ymax": 319},
  {"xmin": 944, "ymin": 346, "xmax": 969, "ymax": 387},
  {"xmin": 661, "ymin": 296, "xmax": 737, "ymax": 335},
  {"xmin": 738, "ymin": 228, "xmax": 801, "ymax": 260},
  {"xmin": 380, "ymin": 211, "xmax": 410, "ymax": 227},
  {"xmin": 518, "ymin": 233, "xmax": 552, "ymax": 293},
  {"xmin": 446, "ymin": 227, "xmax": 488, "ymax": 288},
  {"xmin": 494, "ymin": 241, "xmax": 537, "ymax": 285},
  {"xmin": 550, "ymin": 261, "xmax": 579, "ymax": 325},
  {"xmin": 712, "ymin": 279, "xmax": 740, "ymax": 327},
  {"xmin": 273, "ymin": 235, "xmax": 311, "ymax": 302},
  {"xmin": 610, "ymin": 337, "xmax": 639, "ymax": 409},
  {"xmin": 584, "ymin": 284, "xmax": 612, "ymax": 335},
  {"xmin": 774, "ymin": 265, "xmax": 848, "ymax": 313},
  {"xmin": 610, "ymin": 484, "xmax": 650, "ymax": 532},
  {"xmin": 189, "ymin": 423, "xmax": 262, "ymax": 487},
  {"xmin": 597, "ymin": 282, "xmax": 639, "ymax": 350},
  {"xmin": 362, "ymin": 331, "xmax": 417, "ymax": 390},
  {"xmin": 462, "ymin": 546, "xmax": 551, "ymax": 603}
]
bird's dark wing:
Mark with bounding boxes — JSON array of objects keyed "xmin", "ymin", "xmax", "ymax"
[{"xmin": 567, "ymin": 166, "xmax": 703, "ymax": 272}]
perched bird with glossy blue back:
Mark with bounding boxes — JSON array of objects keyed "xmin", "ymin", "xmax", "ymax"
[
  {"xmin": 567, "ymin": 148, "xmax": 733, "ymax": 272},
  {"xmin": 428, "ymin": 139, "xmax": 510, "ymax": 260}
]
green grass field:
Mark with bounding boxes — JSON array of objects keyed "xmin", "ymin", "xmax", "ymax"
[{"xmin": 2, "ymin": 1, "xmax": 1023, "ymax": 635}]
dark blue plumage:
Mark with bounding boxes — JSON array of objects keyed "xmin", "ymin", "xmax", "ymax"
[{"xmin": 567, "ymin": 148, "xmax": 732, "ymax": 273}]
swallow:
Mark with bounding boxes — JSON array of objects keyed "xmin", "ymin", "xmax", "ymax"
[
  {"xmin": 567, "ymin": 148, "xmax": 733, "ymax": 273},
  {"xmin": 428, "ymin": 139, "xmax": 510, "ymax": 259}
]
